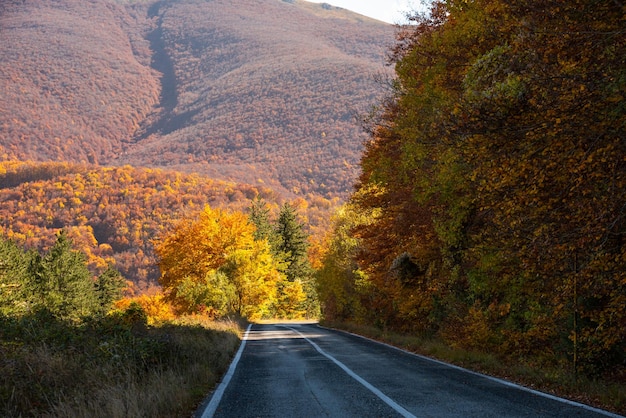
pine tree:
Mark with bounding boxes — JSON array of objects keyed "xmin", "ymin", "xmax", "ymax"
[
  {"xmin": 0, "ymin": 235, "xmax": 32, "ymax": 316},
  {"xmin": 276, "ymin": 203, "xmax": 311, "ymax": 282},
  {"xmin": 35, "ymin": 230, "xmax": 99, "ymax": 321},
  {"xmin": 275, "ymin": 203, "xmax": 318, "ymax": 317},
  {"xmin": 95, "ymin": 266, "xmax": 126, "ymax": 316},
  {"xmin": 248, "ymin": 197, "xmax": 281, "ymax": 253}
]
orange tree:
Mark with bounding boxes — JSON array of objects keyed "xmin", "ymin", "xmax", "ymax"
[{"xmin": 155, "ymin": 205, "xmax": 279, "ymax": 320}]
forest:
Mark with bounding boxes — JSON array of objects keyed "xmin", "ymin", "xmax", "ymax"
[
  {"xmin": 0, "ymin": 160, "xmax": 335, "ymax": 292},
  {"xmin": 0, "ymin": 0, "xmax": 394, "ymax": 198},
  {"xmin": 317, "ymin": 0, "xmax": 626, "ymax": 393}
]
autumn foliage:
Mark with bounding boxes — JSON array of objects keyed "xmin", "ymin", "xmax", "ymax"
[
  {"xmin": 0, "ymin": 160, "xmax": 282, "ymax": 290},
  {"xmin": 1, "ymin": 0, "xmax": 393, "ymax": 198},
  {"xmin": 318, "ymin": 0, "xmax": 626, "ymax": 379},
  {"xmin": 155, "ymin": 204, "xmax": 313, "ymax": 320}
]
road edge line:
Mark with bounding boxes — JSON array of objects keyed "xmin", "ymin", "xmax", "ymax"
[
  {"xmin": 284, "ymin": 326, "xmax": 416, "ymax": 418},
  {"xmin": 317, "ymin": 324, "xmax": 624, "ymax": 418},
  {"xmin": 198, "ymin": 323, "xmax": 252, "ymax": 418}
]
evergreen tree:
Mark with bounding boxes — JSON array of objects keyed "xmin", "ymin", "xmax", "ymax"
[
  {"xmin": 248, "ymin": 197, "xmax": 281, "ymax": 252},
  {"xmin": 275, "ymin": 203, "xmax": 311, "ymax": 282},
  {"xmin": 275, "ymin": 203, "xmax": 318, "ymax": 317},
  {"xmin": 95, "ymin": 266, "xmax": 126, "ymax": 315},
  {"xmin": 35, "ymin": 230, "xmax": 99, "ymax": 321},
  {"xmin": 0, "ymin": 235, "xmax": 33, "ymax": 316}
]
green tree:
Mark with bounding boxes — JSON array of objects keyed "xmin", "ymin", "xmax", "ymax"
[
  {"xmin": 0, "ymin": 235, "xmax": 34, "ymax": 316},
  {"xmin": 275, "ymin": 203, "xmax": 317, "ymax": 316},
  {"xmin": 248, "ymin": 197, "xmax": 281, "ymax": 254},
  {"xmin": 276, "ymin": 203, "xmax": 311, "ymax": 282},
  {"xmin": 94, "ymin": 266, "xmax": 126, "ymax": 315},
  {"xmin": 175, "ymin": 271, "xmax": 235, "ymax": 317},
  {"xmin": 33, "ymin": 230, "xmax": 99, "ymax": 321}
]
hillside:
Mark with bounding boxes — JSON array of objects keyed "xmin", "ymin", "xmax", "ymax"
[
  {"xmin": 0, "ymin": 0, "xmax": 395, "ymax": 198},
  {"xmin": 0, "ymin": 0, "xmax": 160, "ymax": 164},
  {"xmin": 0, "ymin": 159, "xmax": 339, "ymax": 289}
]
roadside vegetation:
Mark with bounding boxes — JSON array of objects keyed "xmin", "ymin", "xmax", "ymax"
[
  {"xmin": 316, "ymin": 0, "xmax": 625, "ymax": 415},
  {"xmin": 0, "ymin": 231, "xmax": 243, "ymax": 417},
  {"xmin": 1, "ymin": 196, "xmax": 316, "ymax": 416},
  {"xmin": 1, "ymin": 311, "xmax": 241, "ymax": 417}
]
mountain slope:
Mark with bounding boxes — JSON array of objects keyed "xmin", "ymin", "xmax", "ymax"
[
  {"xmin": 0, "ymin": 0, "xmax": 159, "ymax": 163},
  {"xmin": 1, "ymin": 0, "xmax": 395, "ymax": 197}
]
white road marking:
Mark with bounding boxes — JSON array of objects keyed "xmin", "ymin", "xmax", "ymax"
[
  {"xmin": 325, "ymin": 325, "xmax": 625, "ymax": 418},
  {"xmin": 284, "ymin": 326, "xmax": 416, "ymax": 418},
  {"xmin": 199, "ymin": 324, "xmax": 252, "ymax": 418}
]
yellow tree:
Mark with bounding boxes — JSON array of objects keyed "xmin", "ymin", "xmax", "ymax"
[
  {"xmin": 155, "ymin": 205, "xmax": 279, "ymax": 318},
  {"xmin": 221, "ymin": 239, "xmax": 280, "ymax": 320}
]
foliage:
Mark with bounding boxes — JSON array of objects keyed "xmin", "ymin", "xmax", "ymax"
[
  {"xmin": 0, "ymin": 241, "xmax": 34, "ymax": 318},
  {"xmin": 33, "ymin": 230, "xmax": 100, "ymax": 322},
  {"xmin": 95, "ymin": 266, "xmax": 127, "ymax": 316},
  {"xmin": 316, "ymin": 200, "xmax": 374, "ymax": 324},
  {"xmin": 276, "ymin": 203, "xmax": 313, "ymax": 283},
  {"xmin": 0, "ymin": 0, "xmax": 158, "ymax": 164},
  {"xmin": 114, "ymin": 291, "xmax": 177, "ymax": 324},
  {"xmin": 276, "ymin": 203, "xmax": 319, "ymax": 316},
  {"xmin": 0, "ymin": 232, "xmax": 125, "ymax": 322},
  {"xmin": 248, "ymin": 197, "xmax": 283, "ymax": 256},
  {"xmin": 155, "ymin": 205, "xmax": 281, "ymax": 319},
  {"xmin": 0, "ymin": 308, "xmax": 242, "ymax": 417},
  {"xmin": 0, "ymin": 230, "xmax": 243, "ymax": 416},
  {"xmin": 318, "ymin": 0, "xmax": 626, "ymax": 382},
  {"xmin": 1, "ymin": 0, "xmax": 393, "ymax": 198},
  {"xmin": 0, "ymin": 160, "xmax": 290, "ymax": 290}
]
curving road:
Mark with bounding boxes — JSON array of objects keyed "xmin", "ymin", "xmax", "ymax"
[{"xmin": 197, "ymin": 323, "xmax": 622, "ymax": 418}]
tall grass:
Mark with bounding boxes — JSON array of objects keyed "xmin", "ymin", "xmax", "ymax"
[{"xmin": 0, "ymin": 312, "xmax": 242, "ymax": 417}]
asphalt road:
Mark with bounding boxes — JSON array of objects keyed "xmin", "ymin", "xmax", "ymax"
[{"xmin": 198, "ymin": 323, "xmax": 622, "ymax": 418}]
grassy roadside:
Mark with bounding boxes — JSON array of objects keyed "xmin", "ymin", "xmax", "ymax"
[
  {"xmin": 321, "ymin": 321, "xmax": 626, "ymax": 416},
  {"xmin": 0, "ymin": 311, "xmax": 244, "ymax": 417}
]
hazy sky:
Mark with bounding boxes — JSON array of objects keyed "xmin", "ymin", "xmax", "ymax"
[{"xmin": 307, "ymin": 0, "xmax": 422, "ymax": 24}]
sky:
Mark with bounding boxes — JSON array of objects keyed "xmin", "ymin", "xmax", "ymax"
[{"xmin": 306, "ymin": 0, "xmax": 422, "ymax": 24}]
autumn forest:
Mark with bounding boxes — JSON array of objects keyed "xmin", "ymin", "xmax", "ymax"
[
  {"xmin": 1, "ymin": 0, "xmax": 626, "ymax": 415},
  {"xmin": 318, "ymin": 0, "xmax": 626, "ymax": 400}
]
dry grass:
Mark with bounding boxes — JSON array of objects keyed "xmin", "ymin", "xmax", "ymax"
[{"xmin": 0, "ymin": 313, "xmax": 243, "ymax": 417}]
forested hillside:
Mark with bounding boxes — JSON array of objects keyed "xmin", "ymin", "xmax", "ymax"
[
  {"xmin": 0, "ymin": 0, "xmax": 394, "ymax": 197},
  {"xmin": 318, "ymin": 0, "xmax": 626, "ymax": 391},
  {"xmin": 0, "ymin": 0, "xmax": 159, "ymax": 163},
  {"xmin": 0, "ymin": 161, "xmax": 281, "ymax": 290}
]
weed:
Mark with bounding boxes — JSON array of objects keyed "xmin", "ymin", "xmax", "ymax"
[{"xmin": 0, "ymin": 313, "xmax": 242, "ymax": 417}]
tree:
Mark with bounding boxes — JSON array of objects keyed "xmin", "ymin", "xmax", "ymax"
[
  {"xmin": 155, "ymin": 205, "xmax": 280, "ymax": 318},
  {"xmin": 316, "ymin": 202, "xmax": 373, "ymax": 324},
  {"xmin": 248, "ymin": 197, "xmax": 277, "ymax": 246},
  {"xmin": 275, "ymin": 203, "xmax": 318, "ymax": 317},
  {"xmin": 94, "ymin": 266, "xmax": 127, "ymax": 316},
  {"xmin": 175, "ymin": 271, "xmax": 235, "ymax": 318},
  {"xmin": 33, "ymin": 230, "xmax": 99, "ymax": 321},
  {"xmin": 0, "ymin": 235, "xmax": 33, "ymax": 316},
  {"xmin": 221, "ymin": 239, "xmax": 280, "ymax": 320},
  {"xmin": 330, "ymin": 0, "xmax": 626, "ymax": 375},
  {"xmin": 276, "ymin": 203, "xmax": 311, "ymax": 282}
]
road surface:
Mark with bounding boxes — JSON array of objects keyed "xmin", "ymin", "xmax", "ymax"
[{"xmin": 198, "ymin": 323, "xmax": 622, "ymax": 418}]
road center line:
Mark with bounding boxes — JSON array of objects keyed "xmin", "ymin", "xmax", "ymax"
[
  {"xmin": 199, "ymin": 324, "xmax": 252, "ymax": 418},
  {"xmin": 284, "ymin": 326, "xmax": 416, "ymax": 418}
]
